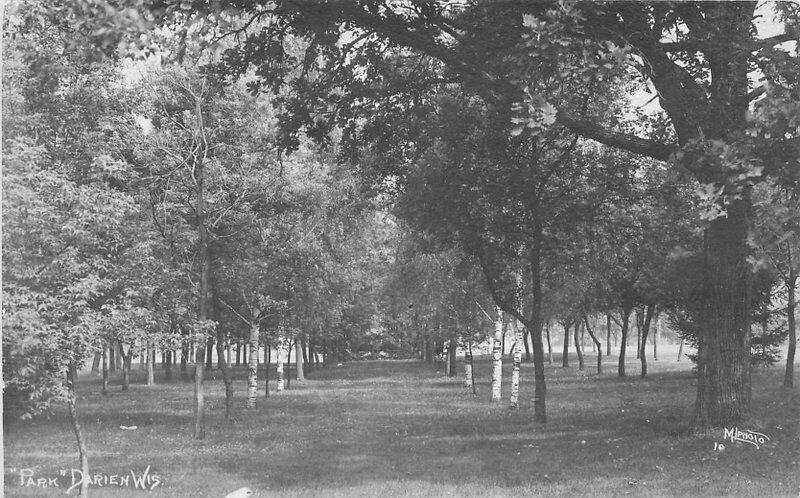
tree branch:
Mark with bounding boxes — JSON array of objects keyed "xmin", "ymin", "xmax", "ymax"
[{"xmin": 556, "ymin": 109, "xmax": 677, "ymax": 162}]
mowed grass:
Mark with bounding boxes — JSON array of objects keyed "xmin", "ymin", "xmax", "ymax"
[{"xmin": 4, "ymin": 346, "xmax": 800, "ymax": 497}]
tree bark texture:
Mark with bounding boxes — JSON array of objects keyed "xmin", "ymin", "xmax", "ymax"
[
  {"xmin": 509, "ymin": 322, "xmax": 523, "ymax": 409},
  {"xmin": 246, "ymin": 321, "xmax": 260, "ymax": 409},
  {"xmin": 491, "ymin": 306, "xmax": 503, "ymax": 402}
]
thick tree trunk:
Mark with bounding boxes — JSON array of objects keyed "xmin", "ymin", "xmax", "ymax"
[
  {"xmin": 694, "ymin": 198, "xmax": 752, "ymax": 427},
  {"xmin": 109, "ymin": 341, "xmax": 116, "ymax": 372},
  {"xmin": 639, "ymin": 304, "xmax": 655, "ymax": 377},
  {"xmin": 102, "ymin": 344, "xmax": 109, "ymax": 395},
  {"xmin": 246, "ymin": 321, "xmax": 260, "ymax": 409},
  {"xmin": 509, "ymin": 322, "xmax": 523, "ymax": 408},
  {"xmin": 574, "ymin": 322, "xmax": 584, "ymax": 370},
  {"xmin": 618, "ymin": 308, "xmax": 632, "ymax": 377},
  {"xmin": 295, "ymin": 338, "xmax": 305, "ymax": 381},
  {"xmin": 785, "ymin": 271, "xmax": 796, "ymax": 388},
  {"xmin": 205, "ymin": 339, "xmax": 214, "ymax": 369},
  {"xmin": 562, "ymin": 322, "xmax": 570, "ymax": 368},
  {"xmin": 584, "ymin": 317, "xmax": 602, "ymax": 374},
  {"xmin": 491, "ymin": 306, "xmax": 503, "ymax": 402}
]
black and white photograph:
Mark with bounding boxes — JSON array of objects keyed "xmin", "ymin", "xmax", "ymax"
[{"xmin": 2, "ymin": 1, "xmax": 799, "ymax": 496}]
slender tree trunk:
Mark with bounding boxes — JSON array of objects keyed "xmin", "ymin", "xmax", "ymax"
[
  {"xmin": 215, "ymin": 327, "xmax": 233, "ymax": 419},
  {"xmin": 785, "ymin": 270, "xmax": 796, "ymax": 388},
  {"xmin": 276, "ymin": 339, "xmax": 285, "ymax": 392},
  {"xmin": 574, "ymin": 322, "xmax": 584, "ymax": 370},
  {"xmin": 606, "ymin": 315, "xmax": 613, "ymax": 357},
  {"xmin": 264, "ymin": 344, "xmax": 271, "ymax": 398},
  {"xmin": 545, "ymin": 321, "xmax": 553, "ymax": 364},
  {"xmin": 165, "ymin": 350, "xmax": 173, "ymax": 381},
  {"xmin": 619, "ymin": 308, "xmax": 632, "ymax": 377},
  {"xmin": 206, "ymin": 339, "xmax": 214, "ymax": 369},
  {"xmin": 635, "ymin": 308, "xmax": 643, "ymax": 360},
  {"xmin": 246, "ymin": 321, "xmax": 260, "ymax": 409},
  {"xmin": 236, "ymin": 343, "xmax": 242, "ymax": 366},
  {"xmin": 562, "ymin": 322, "xmax": 570, "ymax": 368},
  {"xmin": 102, "ymin": 344, "xmax": 109, "ymax": 395},
  {"xmin": 510, "ymin": 322, "xmax": 523, "ymax": 408},
  {"xmin": 181, "ymin": 337, "xmax": 189, "ymax": 379},
  {"xmin": 109, "ymin": 341, "xmax": 116, "ymax": 372},
  {"xmin": 639, "ymin": 304, "xmax": 656, "ymax": 377},
  {"xmin": 66, "ymin": 370, "xmax": 89, "ymax": 498},
  {"xmin": 653, "ymin": 315, "xmax": 659, "ymax": 361},
  {"xmin": 121, "ymin": 343, "xmax": 132, "ymax": 391},
  {"xmin": 524, "ymin": 326, "xmax": 531, "ymax": 361},
  {"xmin": 286, "ymin": 339, "xmax": 293, "ymax": 389},
  {"xmin": 91, "ymin": 352, "xmax": 101, "ymax": 375},
  {"xmin": 583, "ymin": 317, "xmax": 602, "ymax": 374},
  {"xmin": 491, "ymin": 306, "xmax": 503, "ymax": 402},
  {"xmin": 140, "ymin": 342, "xmax": 145, "ymax": 370},
  {"xmin": 146, "ymin": 344, "xmax": 155, "ymax": 386},
  {"xmin": 301, "ymin": 337, "xmax": 309, "ymax": 376},
  {"xmin": 464, "ymin": 338, "xmax": 475, "ymax": 393},
  {"xmin": 678, "ymin": 338, "xmax": 684, "ymax": 362},
  {"xmin": 295, "ymin": 338, "xmax": 305, "ymax": 381}
]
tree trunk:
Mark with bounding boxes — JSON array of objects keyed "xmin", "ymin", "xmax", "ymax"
[
  {"xmin": 205, "ymin": 339, "xmax": 214, "ymax": 369},
  {"xmin": 653, "ymin": 315, "xmax": 659, "ymax": 361},
  {"xmin": 181, "ymin": 338, "xmax": 189, "ymax": 379},
  {"xmin": 562, "ymin": 322, "xmax": 570, "ymax": 368},
  {"xmin": 639, "ymin": 303, "xmax": 656, "ymax": 377},
  {"xmin": 545, "ymin": 321, "xmax": 553, "ymax": 364},
  {"xmin": 140, "ymin": 342, "xmax": 145, "ymax": 370},
  {"xmin": 491, "ymin": 306, "xmax": 503, "ymax": 402},
  {"xmin": 91, "ymin": 352, "xmax": 101, "ymax": 375},
  {"xmin": 509, "ymin": 322, "xmax": 523, "ymax": 408},
  {"xmin": 301, "ymin": 337, "xmax": 309, "ymax": 375},
  {"xmin": 606, "ymin": 315, "xmax": 613, "ymax": 357},
  {"xmin": 264, "ymin": 344, "xmax": 271, "ymax": 398},
  {"xmin": 286, "ymin": 339, "xmax": 293, "ymax": 388},
  {"xmin": 227, "ymin": 338, "xmax": 232, "ymax": 368},
  {"xmin": 635, "ymin": 308, "xmax": 643, "ymax": 360},
  {"xmin": 524, "ymin": 326, "xmax": 531, "ymax": 362},
  {"xmin": 295, "ymin": 338, "xmax": 305, "ymax": 381},
  {"xmin": 215, "ymin": 327, "xmax": 234, "ymax": 419},
  {"xmin": 618, "ymin": 308, "xmax": 632, "ymax": 377},
  {"xmin": 165, "ymin": 350, "xmax": 173, "ymax": 381},
  {"xmin": 236, "ymin": 342, "xmax": 242, "ymax": 366},
  {"xmin": 574, "ymin": 322, "xmax": 584, "ymax": 370},
  {"xmin": 246, "ymin": 321, "xmax": 260, "ymax": 409},
  {"xmin": 109, "ymin": 341, "xmax": 116, "ymax": 372},
  {"xmin": 678, "ymin": 338, "xmax": 684, "ymax": 362},
  {"xmin": 692, "ymin": 197, "xmax": 752, "ymax": 426},
  {"xmin": 276, "ymin": 339, "xmax": 285, "ymax": 392},
  {"xmin": 583, "ymin": 317, "xmax": 602, "ymax": 374},
  {"xmin": 120, "ymin": 343, "xmax": 132, "ymax": 391},
  {"xmin": 464, "ymin": 339, "xmax": 475, "ymax": 393},
  {"xmin": 785, "ymin": 269, "xmax": 797, "ymax": 388},
  {"xmin": 102, "ymin": 343, "xmax": 109, "ymax": 395},
  {"xmin": 66, "ymin": 375, "xmax": 89, "ymax": 498},
  {"xmin": 146, "ymin": 344, "xmax": 155, "ymax": 386}
]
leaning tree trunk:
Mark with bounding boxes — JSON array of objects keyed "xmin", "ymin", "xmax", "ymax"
[
  {"xmin": 785, "ymin": 269, "xmax": 796, "ymax": 388},
  {"xmin": 490, "ymin": 306, "xmax": 503, "ymax": 402},
  {"xmin": 66, "ymin": 367, "xmax": 89, "ymax": 498},
  {"xmin": 618, "ymin": 308, "xmax": 632, "ymax": 377},
  {"xmin": 562, "ymin": 322, "xmax": 570, "ymax": 367},
  {"xmin": 677, "ymin": 338, "xmax": 685, "ymax": 362},
  {"xmin": 246, "ymin": 320, "xmax": 260, "ymax": 409},
  {"xmin": 509, "ymin": 322, "xmax": 523, "ymax": 409},
  {"xmin": 583, "ymin": 317, "xmax": 602, "ymax": 374},
  {"xmin": 639, "ymin": 304, "xmax": 655, "ymax": 377},
  {"xmin": 574, "ymin": 322, "xmax": 584, "ymax": 371}
]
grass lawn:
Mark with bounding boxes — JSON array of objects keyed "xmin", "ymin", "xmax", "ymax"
[{"xmin": 4, "ymin": 347, "xmax": 800, "ymax": 497}]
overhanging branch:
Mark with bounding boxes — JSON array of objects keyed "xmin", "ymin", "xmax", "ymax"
[{"xmin": 556, "ymin": 110, "xmax": 677, "ymax": 162}]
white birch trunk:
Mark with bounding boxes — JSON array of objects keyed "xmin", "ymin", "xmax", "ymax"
[
  {"xmin": 245, "ymin": 321, "xmax": 260, "ymax": 409},
  {"xmin": 491, "ymin": 306, "xmax": 503, "ymax": 402},
  {"xmin": 510, "ymin": 321, "xmax": 523, "ymax": 408},
  {"xmin": 276, "ymin": 338, "xmax": 285, "ymax": 392}
]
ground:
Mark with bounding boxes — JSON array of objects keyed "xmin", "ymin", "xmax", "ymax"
[{"xmin": 4, "ymin": 346, "xmax": 800, "ymax": 497}]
